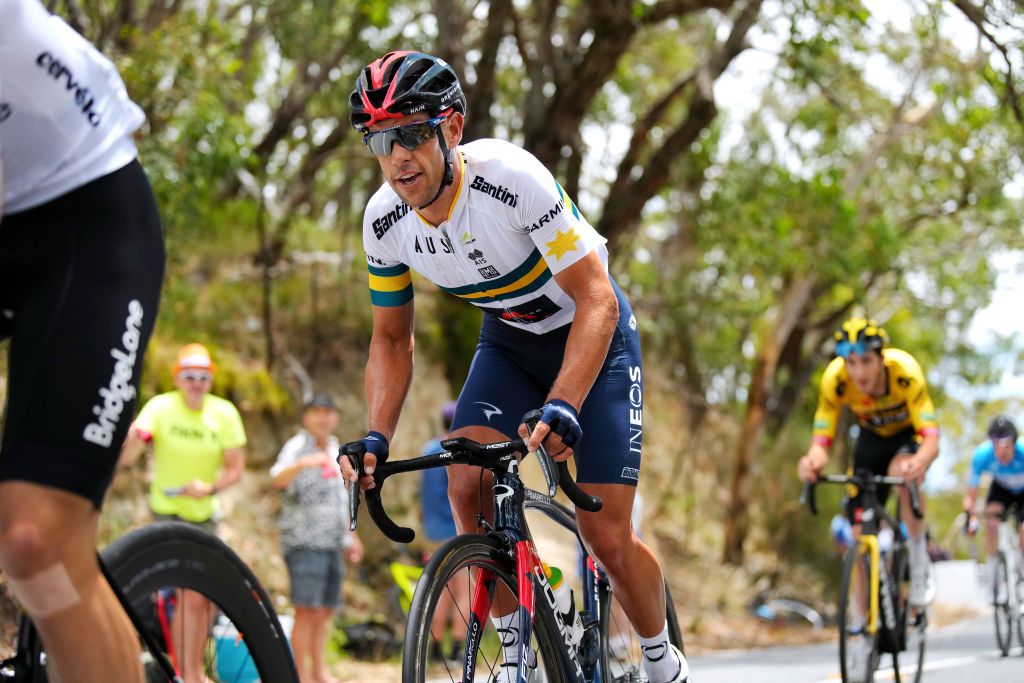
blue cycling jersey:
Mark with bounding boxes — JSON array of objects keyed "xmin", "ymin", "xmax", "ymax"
[{"xmin": 970, "ymin": 440, "xmax": 1024, "ymax": 494}]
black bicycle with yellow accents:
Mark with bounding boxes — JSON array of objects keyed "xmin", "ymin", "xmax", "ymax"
[{"xmin": 802, "ymin": 471, "xmax": 926, "ymax": 683}]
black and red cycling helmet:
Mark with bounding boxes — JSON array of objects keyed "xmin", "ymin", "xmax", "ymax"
[{"xmin": 350, "ymin": 51, "xmax": 467, "ymax": 133}]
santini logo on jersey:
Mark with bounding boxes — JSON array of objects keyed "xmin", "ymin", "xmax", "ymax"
[
  {"xmin": 372, "ymin": 202, "xmax": 410, "ymax": 239},
  {"xmin": 469, "ymin": 175, "xmax": 519, "ymax": 208},
  {"xmin": 36, "ymin": 52, "xmax": 101, "ymax": 127}
]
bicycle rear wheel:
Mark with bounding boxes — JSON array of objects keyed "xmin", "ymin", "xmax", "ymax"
[
  {"xmin": 17, "ymin": 521, "xmax": 298, "ymax": 682},
  {"xmin": 598, "ymin": 577, "xmax": 684, "ymax": 682},
  {"xmin": 838, "ymin": 543, "xmax": 880, "ymax": 683},
  {"xmin": 402, "ymin": 534, "xmax": 568, "ymax": 683},
  {"xmin": 994, "ymin": 550, "xmax": 1013, "ymax": 656}
]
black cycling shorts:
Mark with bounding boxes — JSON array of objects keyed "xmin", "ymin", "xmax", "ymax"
[
  {"xmin": 987, "ymin": 480, "xmax": 1024, "ymax": 527},
  {"xmin": 0, "ymin": 160, "xmax": 164, "ymax": 508},
  {"xmin": 846, "ymin": 426, "xmax": 919, "ymax": 522}
]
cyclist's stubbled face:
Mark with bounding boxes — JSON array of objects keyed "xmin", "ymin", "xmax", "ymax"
[
  {"xmin": 368, "ymin": 112, "xmax": 463, "ymax": 212},
  {"xmin": 993, "ymin": 437, "xmax": 1016, "ymax": 464},
  {"xmin": 844, "ymin": 350, "xmax": 885, "ymax": 395}
]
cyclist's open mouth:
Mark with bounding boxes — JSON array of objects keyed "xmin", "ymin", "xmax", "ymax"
[{"xmin": 397, "ymin": 172, "xmax": 421, "ymax": 187}]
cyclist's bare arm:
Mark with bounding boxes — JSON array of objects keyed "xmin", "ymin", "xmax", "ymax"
[
  {"xmin": 963, "ymin": 484, "xmax": 979, "ymax": 516},
  {"xmin": 340, "ymin": 301, "xmax": 414, "ymax": 484},
  {"xmin": 523, "ymin": 252, "xmax": 617, "ymax": 453},
  {"xmin": 798, "ymin": 442, "xmax": 830, "ymax": 482}
]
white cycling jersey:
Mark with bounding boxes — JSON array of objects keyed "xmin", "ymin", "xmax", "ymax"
[
  {"xmin": 0, "ymin": 0, "xmax": 145, "ymax": 215},
  {"xmin": 364, "ymin": 138, "xmax": 608, "ymax": 334}
]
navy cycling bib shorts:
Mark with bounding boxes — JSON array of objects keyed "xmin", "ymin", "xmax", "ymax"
[{"xmin": 451, "ymin": 278, "xmax": 643, "ymax": 486}]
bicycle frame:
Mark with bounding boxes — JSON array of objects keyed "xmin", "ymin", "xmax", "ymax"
[
  {"xmin": 462, "ymin": 457, "xmax": 590, "ymax": 683},
  {"xmin": 997, "ymin": 520, "xmax": 1023, "ymax": 612}
]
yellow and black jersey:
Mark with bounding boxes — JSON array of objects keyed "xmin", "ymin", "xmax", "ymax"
[{"xmin": 812, "ymin": 348, "xmax": 939, "ymax": 446}]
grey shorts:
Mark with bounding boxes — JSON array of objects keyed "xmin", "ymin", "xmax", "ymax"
[{"xmin": 285, "ymin": 548, "xmax": 344, "ymax": 609}]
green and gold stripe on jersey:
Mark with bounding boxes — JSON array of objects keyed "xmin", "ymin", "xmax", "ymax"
[
  {"xmin": 438, "ymin": 248, "xmax": 552, "ymax": 304},
  {"xmin": 368, "ymin": 263, "xmax": 413, "ymax": 306}
]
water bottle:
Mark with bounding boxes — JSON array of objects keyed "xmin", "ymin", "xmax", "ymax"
[{"xmin": 544, "ymin": 564, "xmax": 584, "ymax": 649}]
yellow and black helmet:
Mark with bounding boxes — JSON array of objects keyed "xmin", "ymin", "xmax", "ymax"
[{"xmin": 834, "ymin": 318, "xmax": 888, "ymax": 358}]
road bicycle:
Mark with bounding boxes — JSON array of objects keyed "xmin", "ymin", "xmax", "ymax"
[
  {"xmin": 343, "ymin": 410, "xmax": 684, "ymax": 682},
  {"xmin": 972, "ymin": 510, "xmax": 1024, "ymax": 656},
  {"xmin": 802, "ymin": 471, "xmax": 926, "ymax": 683},
  {"xmin": 1, "ymin": 521, "xmax": 299, "ymax": 682}
]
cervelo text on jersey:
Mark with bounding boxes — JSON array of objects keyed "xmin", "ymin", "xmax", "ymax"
[
  {"xmin": 362, "ymin": 139, "xmax": 609, "ymax": 334},
  {"xmin": 0, "ymin": 0, "xmax": 145, "ymax": 213}
]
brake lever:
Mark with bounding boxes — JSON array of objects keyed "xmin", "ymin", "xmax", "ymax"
[
  {"xmin": 339, "ymin": 442, "xmax": 364, "ymax": 531},
  {"xmin": 523, "ymin": 409, "xmax": 559, "ymax": 496}
]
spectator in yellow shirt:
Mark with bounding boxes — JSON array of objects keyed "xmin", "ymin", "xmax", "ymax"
[{"xmin": 120, "ymin": 343, "xmax": 246, "ymax": 683}]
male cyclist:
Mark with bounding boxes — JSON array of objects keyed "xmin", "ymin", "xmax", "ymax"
[
  {"xmin": 963, "ymin": 415, "xmax": 1024, "ymax": 598},
  {"xmin": 337, "ymin": 51, "xmax": 689, "ymax": 683},
  {"xmin": 0, "ymin": 1, "xmax": 164, "ymax": 681},
  {"xmin": 797, "ymin": 318, "xmax": 939, "ymax": 608}
]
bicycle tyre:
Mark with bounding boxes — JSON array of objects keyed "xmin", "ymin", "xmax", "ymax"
[
  {"xmin": 16, "ymin": 521, "xmax": 298, "ymax": 682},
  {"xmin": 598, "ymin": 577, "xmax": 684, "ymax": 682},
  {"xmin": 995, "ymin": 550, "xmax": 1012, "ymax": 656},
  {"xmin": 838, "ymin": 543, "xmax": 880, "ymax": 683},
  {"xmin": 1017, "ymin": 562, "xmax": 1024, "ymax": 650},
  {"xmin": 402, "ymin": 534, "xmax": 568, "ymax": 683}
]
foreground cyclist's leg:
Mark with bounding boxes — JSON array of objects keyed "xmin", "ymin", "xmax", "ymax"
[
  {"xmin": 577, "ymin": 483, "xmax": 689, "ymax": 683},
  {"xmin": 448, "ymin": 416, "xmax": 538, "ymax": 678},
  {"xmin": 0, "ymin": 482, "xmax": 143, "ymax": 683}
]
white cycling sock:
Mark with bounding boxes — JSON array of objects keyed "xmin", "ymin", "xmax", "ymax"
[
  {"xmin": 491, "ymin": 611, "xmax": 533, "ymax": 667},
  {"xmin": 639, "ymin": 622, "xmax": 686, "ymax": 683},
  {"xmin": 909, "ymin": 533, "xmax": 929, "ymax": 571}
]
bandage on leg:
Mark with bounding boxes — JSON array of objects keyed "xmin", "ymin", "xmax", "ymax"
[{"xmin": 7, "ymin": 562, "xmax": 82, "ymax": 618}]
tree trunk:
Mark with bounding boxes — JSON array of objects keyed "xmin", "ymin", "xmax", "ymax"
[{"xmin": 722, "ymin": 275, "xmax": 815, "ymax": 565}]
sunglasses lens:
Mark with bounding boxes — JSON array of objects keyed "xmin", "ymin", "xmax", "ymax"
[
  {"xmin": 181, "ymin": 371, "xmax": 210, "ymax": 382},
  {"xmin": 363, "ymin": 118, "xmax": 442, "ymax": 156}
]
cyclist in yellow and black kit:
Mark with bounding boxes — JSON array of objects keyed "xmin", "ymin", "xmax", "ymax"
[{"xmin": 798, "ymin": 318, "xmax": 939, "ymax": 608}]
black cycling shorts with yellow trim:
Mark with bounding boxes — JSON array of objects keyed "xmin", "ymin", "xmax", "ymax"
[
  {"xmin": 845, "ymin": 426, "xmax": 920, "ymax": 523},
  {"xmin": 0, "ymin": 160, "xmax": 165, "ymax": 508}
]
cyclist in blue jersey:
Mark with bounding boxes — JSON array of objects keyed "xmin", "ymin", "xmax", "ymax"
[
  {"xmin": 0, "ymin": 2, "xmax": 164, "ymax": 681},
  {"xmin": 338, "ymin": 51, "xmax": 689, "ymax": 683},
  {"xmin": 963, "ymin": 415, "xmax": 1024, "ymax": 590}
]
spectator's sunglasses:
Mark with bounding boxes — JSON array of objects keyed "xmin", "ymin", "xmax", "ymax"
[
  {"xmin": 179, "ymin": 370, "xmax": 212, "ymax": 382},
  {"xmin": 362, "ymin": 115, "xmax": 447, "ymax": 157}
]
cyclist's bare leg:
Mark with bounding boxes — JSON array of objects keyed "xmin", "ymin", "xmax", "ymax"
[
  {"xmin": 984, "ymin": 501, "xmax": 1006, "ymax": 558},
  {"xmin": 447, "ymin": 425, "xmax": 520, "ymax": 617},
  {"xmin": 0, "ymin": 481, "xmax": 142, "ymax": 683},
  {"xmin": 889, "ymin": 454, "xmax": 926, "ymax": 539},
  {"xmin": 575, "ymin": 482, "xmax": 667, "ymax": 636}
]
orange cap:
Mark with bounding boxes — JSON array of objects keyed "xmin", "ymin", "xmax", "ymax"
[{"xmin": 173, "ymin": 343, "xmax": 217, "ymax": 374}]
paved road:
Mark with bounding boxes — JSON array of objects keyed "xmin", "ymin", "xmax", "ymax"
[{"xmin": 689, "ymin": 616, "xmax": 1024, "ymax": 682}]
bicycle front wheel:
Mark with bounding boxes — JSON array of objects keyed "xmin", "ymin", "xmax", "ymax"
[
  {"xmin": 599, "ymin": 577, "xmax": 684, "ymax": 682},
  {"xmin": 995, "ymin": 550, "xmax": 1013, "ymax": 656},
  {"xmin": 19, "ymin": 521, "xmax": 298, "ymax": 682},
  {"xmin": 894, "ymin": 548, "xmax": 925, "ymax": 683},
  {"xmin": 838, "ymin": 543, "xmax": 880, "ymax": 683},
  {"xmin": 402, "ymin": 534, "xmax": 568, "ymax": 683}
]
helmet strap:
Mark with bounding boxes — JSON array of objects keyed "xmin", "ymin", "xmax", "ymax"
[{"xmin": 417, "ymin": 130, "xmax": 454, "ymax": 211}]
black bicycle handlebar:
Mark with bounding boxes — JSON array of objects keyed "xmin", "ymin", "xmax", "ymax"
[
  {"xmin": 342, "ymin": 411, "xmax": 602, "ymax": 543},
  {"xmin": 800, "ymin": 471, "xmax": 923, "ymax": 519}
]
